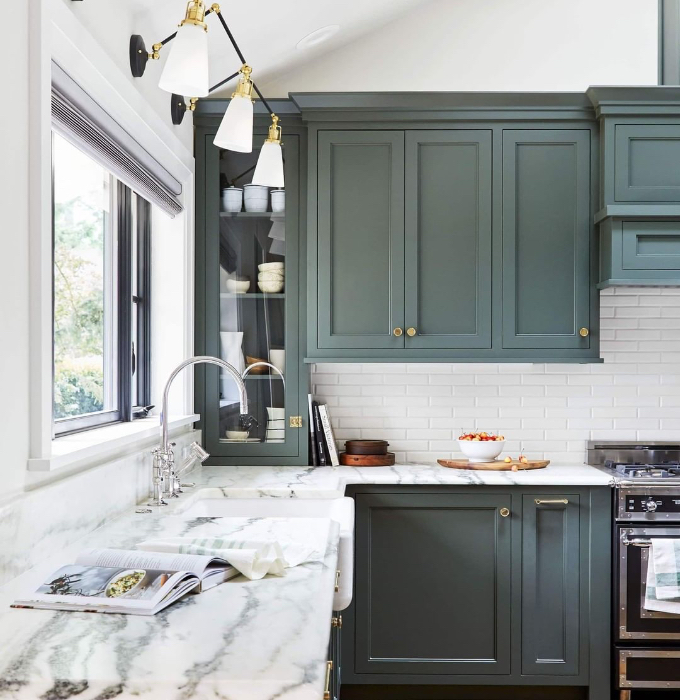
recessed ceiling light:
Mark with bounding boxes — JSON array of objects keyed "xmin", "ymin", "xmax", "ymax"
[{"xmin": 296, "ymin": 25, "xmax": 340, "ymax": 51}]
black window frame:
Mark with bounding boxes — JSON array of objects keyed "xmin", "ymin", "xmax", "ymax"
[{"xmin": 52, "ymin": 135, "xmax": 152, "ymax": 437}]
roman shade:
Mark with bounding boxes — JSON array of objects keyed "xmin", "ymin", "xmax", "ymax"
[{"xmin": 50, "ymin": 61, "xmax": 183, "ymax": 217}]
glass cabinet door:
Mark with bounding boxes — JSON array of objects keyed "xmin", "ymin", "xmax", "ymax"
[{"xmin": 196, "ymin": 125, "xmax": 304, "ymax": 461}]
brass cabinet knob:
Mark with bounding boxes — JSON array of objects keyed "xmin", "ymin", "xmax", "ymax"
[
  {"xmin": 499, "ymin": 507, "xmax": 510, "ymax": 518},
  {"xmin": 579, "ymin": 327, "xmax": 589, "ymax": 337},
  {"xmin": 406, "ymin": 327, "xmax": 417, "ymax": 337},
  {"xmin": 393, "ymin": 327, "xmax": 403, "ymax": 337}
]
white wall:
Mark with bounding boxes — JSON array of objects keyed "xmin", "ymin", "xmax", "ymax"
[
  {"xmin": 58, "ymin": 0, "xmax": 192, "ymax": 150},
  {"xmin": 312, "ymin": 289, "xmax": 680, "ymax": 463},
  {"xmin": 260, "ymin": 0, "xmax": 659, "ymax": 95}
]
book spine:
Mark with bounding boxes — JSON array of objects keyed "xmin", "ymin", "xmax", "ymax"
[
  {"xmin": 307, "ymin": 394, "xmax": 318, "ymax": 467},
  {"xmin": 318, "ymin": 405, "xmax": 340, "ymax": 467},
  {"xmin": 312, "ymin": 401, "xmax": 327, "ymax": 466}
]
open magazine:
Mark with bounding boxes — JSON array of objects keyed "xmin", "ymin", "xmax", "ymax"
[{"xmin": 11, "ymin": 548, "xmax": 239, "ymax": 616}]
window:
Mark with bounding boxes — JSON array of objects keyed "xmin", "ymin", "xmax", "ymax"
[{"xmin": 52, "ymin": 132, "xmax": 151, "ymax": 436}]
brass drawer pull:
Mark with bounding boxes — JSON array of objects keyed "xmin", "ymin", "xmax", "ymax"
[
  {"xmin": 323, "ymin": 660, "xmax": 333, "ymax": 700},
  {"xmin": 334, "ymin": 570, "xmax": 340, "ymax": 593},
  {"xmin": 535, "ymin": 498, "xmax": 569, "ymax": 505},
  {"xmin": 406, "ymin": 327, "xmax": 417, "ymax": 337},
  {"xmin": 579, "ymin": 327, "xmax": 589, "ymax": 337},
  {"xmin": 499, "ymin": 507, "xmax": 510, "ymax": 517},
  {"xmin": 393, "ymin": 327, "xmax": 403, "ymax": 337}
]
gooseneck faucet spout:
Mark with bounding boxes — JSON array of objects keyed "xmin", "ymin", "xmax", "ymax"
[{"xmin": 149, "ymin": 355, "xmax": 249, "ymax": 507}]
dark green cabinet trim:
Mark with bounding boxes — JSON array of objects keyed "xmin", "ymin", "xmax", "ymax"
[
  {"xmin": 521, "ymin": 495, "xmax": 580, "ymax": 676},
  {"xmin": 599, "ymin": 217, "xmax": 680, "ymax": 286},
  {"xmin": 501, "ymin": 130, "xmax": 592, "ymax": 350},
  {"xmin": 342, "ymin": 485, "xmax": 611, "ymax": 697},
  {"xmin": 316, "ymin": 130, "xmax": 405, "ymax": 350},
  {"xmin": 404, "ymin": 131, "xmax": 492, "ymax": 349}
]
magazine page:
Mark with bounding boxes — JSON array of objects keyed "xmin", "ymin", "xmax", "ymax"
[
  {"xmin": 12, "ymin": 564, "xmax": 198, "ymax": 615},
  {"xmin": 76, "ymin": 548, "xmax": 238, "ymax": 591}
]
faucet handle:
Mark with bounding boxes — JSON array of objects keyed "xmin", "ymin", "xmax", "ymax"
[{"xmin": 239, "ymin": 414, "xmax": 258, "ymax": 431}]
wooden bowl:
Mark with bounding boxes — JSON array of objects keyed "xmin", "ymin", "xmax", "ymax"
[{"xmin": 345, "ymin": 439, "xmax": 389, "ymax": 455}]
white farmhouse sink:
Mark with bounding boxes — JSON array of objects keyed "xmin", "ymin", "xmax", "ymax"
[{"xmin": 179, "ymin": 493, "xmax": 355, "ymax": 610}]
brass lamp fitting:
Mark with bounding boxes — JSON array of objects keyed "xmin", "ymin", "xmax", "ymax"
[
  {"xmin": 266, "ymin": 114, "xmax": 282, "ymax": 144},
  {"xmin": 232, "ymin": 65, "xmax": 254, "ymax": 101},
  {"xmin": 179, "ymin": 0, "xmax": 207, "ymax": 30},
  {"xmin": 149, "ymin": 42, "xmax": 163, "ymax": 60}
]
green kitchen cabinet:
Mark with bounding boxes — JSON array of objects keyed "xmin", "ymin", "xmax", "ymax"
[
  {"xmin": 501, "ymin": 130, "xmax": 593, "ymax": 350},
  {"xmin": 342, "ymin": 486, "xmax": 611, "ymax": 698},
  {"xmin": 193, "ymin": 100, "xmax": 309, "ymax": 464},
  {"xmin": 316, "ymin": 130, "xmax": 405, "ymax": 350}
]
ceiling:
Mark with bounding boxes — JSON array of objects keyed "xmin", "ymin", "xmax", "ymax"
[{"xmin": 132, "ymin": 0, "xmax": 432, "ymax": 96}]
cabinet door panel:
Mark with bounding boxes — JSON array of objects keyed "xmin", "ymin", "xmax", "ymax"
[
  {"xmin": 502, "ymin": 130, "xmax": 591, "ymax": 349},
  {"xmin": 405, "ymin": 131, "xmax": 492, "ymax": 349},
  {"xmin": 317, "ymin": 131, "xmax": 405, "ymax": 349},
  {"xmin": 522, "ymin": 494, "xmax": 581, "ymax": 676},
  {"xmin": 615, "ymin": 124, "xmax": 680, "ymax": 202},
  {"xmin": 354, "ymin": 492, "xmax": 512, "ymax": 676}
]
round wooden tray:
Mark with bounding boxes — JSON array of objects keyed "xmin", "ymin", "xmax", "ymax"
[{"xmin": 340, "ymin": 452, "xmax": 396, "ymax": 467}]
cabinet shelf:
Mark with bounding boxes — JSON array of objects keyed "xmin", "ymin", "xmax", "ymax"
[
  {"xmin": 220, "ymin": 292, "xmax": 285, "ymax": 299},
  {"xmin": 220, "ymin": 211, "xmax": 284, "ymax": 219}
]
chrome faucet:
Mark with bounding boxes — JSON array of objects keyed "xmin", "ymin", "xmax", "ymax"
[{"xmin": 149, "ymin": 356, "xmax": 251, "ymax": 506}]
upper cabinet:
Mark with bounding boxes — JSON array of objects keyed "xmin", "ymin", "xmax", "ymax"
[
  {"xmin": 301, "ymin": 93, "xmax": 599, "ymax": 362},
  {"xmin": 588, "ymin": 87, "xmax": 680, "ymax": 287},
  {"xmin": 502, "ymin": 130, "xmax": 592, "ymax": 350}
]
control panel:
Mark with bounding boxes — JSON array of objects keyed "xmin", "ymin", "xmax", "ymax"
[{"xmin": 618, "ymin": 488, "xmax": 680, "ymax": 520}]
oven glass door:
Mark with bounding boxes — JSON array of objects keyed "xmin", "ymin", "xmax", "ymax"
[
  {"xmin": 618, "ymin": 526, "xmax": 680, "ymax": 640},
  {"xmin": 617, "ymin": 526, "xmax": 680, "ymax": 641}
]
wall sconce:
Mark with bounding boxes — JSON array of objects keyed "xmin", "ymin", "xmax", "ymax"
[{"xmin": 129, "ymin": 1, "xmax": 283, "ymax": 184}]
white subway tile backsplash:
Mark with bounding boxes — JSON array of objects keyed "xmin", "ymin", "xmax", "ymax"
[{"xmin": 311, "ymin": 289, "xmax": 680, "ymax": 461}]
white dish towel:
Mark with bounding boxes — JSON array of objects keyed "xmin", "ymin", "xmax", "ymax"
[
  {"xmin": 644, "ymin": 539, "xmax": 680, "ymax": 614},
  {"xmin": 137, "ymin": 537, "xmax": 317, "ymax": 580}
]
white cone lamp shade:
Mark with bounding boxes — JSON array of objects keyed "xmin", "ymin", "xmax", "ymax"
[
  {"xmin": 158, "ymin": 23, "xmax": 210, "ymax": 97},
  {"xmin": 252, "ymin": 141, "xmax": 284, "ymax": 187},
  {"xmin": 214, "ymin": 93, "xmax": 254, "ymax": 152}
]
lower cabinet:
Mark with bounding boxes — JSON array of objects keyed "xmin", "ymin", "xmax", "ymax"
[{"xmin": 343, "ymin": 486, "xmax": 611, "ymax": 697}]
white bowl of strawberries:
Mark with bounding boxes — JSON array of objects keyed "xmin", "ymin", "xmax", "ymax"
[{"xmin": 458, "ymin": 431, "xmax": 505, "ymax": 463}]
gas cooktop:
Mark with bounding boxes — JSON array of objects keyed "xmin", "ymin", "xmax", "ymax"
[{"xmin": 605, "ymin": 460, "xmax": 680, "ymax": 479}]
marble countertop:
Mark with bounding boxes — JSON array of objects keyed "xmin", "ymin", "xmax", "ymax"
[{"xmin": 0, "ymin": 460, "xmax": 612, "ymax": 699}]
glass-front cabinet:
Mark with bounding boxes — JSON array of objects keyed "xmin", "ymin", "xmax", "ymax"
[{"xmin": 194, "ymin": 103, "xmax": 307, "ymax": 464}]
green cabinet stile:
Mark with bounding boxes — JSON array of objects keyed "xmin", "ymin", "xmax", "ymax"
[
  {"xmin": 317, "ymin": 131, "xmax": 405, "ymax": 350},
  {"xmin": 502, "ymin": 130, "xmax": 592, "ymax": 350}
]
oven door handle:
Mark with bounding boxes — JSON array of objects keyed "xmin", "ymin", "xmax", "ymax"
[{"xmin": 621, "ymin": 533, "xmax": 652, "ymax": 548}]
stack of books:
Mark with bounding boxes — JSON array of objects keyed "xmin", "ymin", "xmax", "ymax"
[{"xmin": 307, "ymin": 394, "xmax": 340, "ymax": 467}]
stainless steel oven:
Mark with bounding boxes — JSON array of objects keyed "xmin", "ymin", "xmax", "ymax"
[{"xmin": 617, "ymin": 526, "xmax": 680, "ymax": 641}]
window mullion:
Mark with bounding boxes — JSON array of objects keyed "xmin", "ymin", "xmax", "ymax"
[{"xmin": 117, "ymin": 182, "xmax": 133, "ymax": 423}]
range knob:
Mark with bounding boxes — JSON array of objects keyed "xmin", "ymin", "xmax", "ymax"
[{"xmin": 645, "ymin": 498, "xmax": 658, "ymax": 512}]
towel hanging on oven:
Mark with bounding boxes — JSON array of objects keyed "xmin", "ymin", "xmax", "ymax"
[{"xmin": 645, "ymin": 539, "xmax": 680, "ymax": 614}]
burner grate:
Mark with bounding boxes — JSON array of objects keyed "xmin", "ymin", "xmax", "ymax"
[{"xmin": 605, "ymin": 460, "xmax": 680, "ymax": 478}]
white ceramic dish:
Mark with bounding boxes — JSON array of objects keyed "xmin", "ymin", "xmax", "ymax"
[
  {"xmin": 457, "ymin": 439, "xmax": 505, "ymax": 463},
  {"xmin": 266, "ymin": 419, "xmax": 286, "ymax": 429},
  {"xmin": 271, "ymin": 189, "xmax": 285, "ymax": 212},
  {"xmin": 225, "ymin": 278, "xmax": 250, "ymax": 293},
  {"xmin": 267, "ymin": 407, "xmax": 285, "ymax": 420},
  {"xmin": 266, "ymin": 429, "xmax": 285, "ymax": 439},
  {"xmin": 226, "ymin": 429, "xmax": 250, "ymax": 440},
  {"xmin": 258, "ymin": 271, "xmax": 284, "ymax": 281},
  {"xmin": 243, "ymin": 184, "xmax": 269, "ymax": 212},
  {"xmin": 221, "ymin": 187, "xmax": 243, "ymax": 213},
  {"xmin": 258, "ymin": 279, "xmax": 284, "ymax": 293},
  {"xmin": 258, "ymin": 262, "xmax": 284, "ymax": 271}
]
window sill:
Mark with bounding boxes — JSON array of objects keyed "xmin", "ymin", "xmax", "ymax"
[{"xmin": 27, "ymin": 415, "xmax": 200, "ymax": 473}]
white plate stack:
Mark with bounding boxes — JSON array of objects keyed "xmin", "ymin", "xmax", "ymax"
[
  {"xmin": 266, "ymin": 407, "xmax": 285, "ymax": 443},
  {"xmin": 258, "ymin": 262, "xmax": 284, "ymax": 293}
]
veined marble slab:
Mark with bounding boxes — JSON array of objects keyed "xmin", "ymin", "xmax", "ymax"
[{"xmin": 0, "ymin": 515, "xmax": 339, "ymax": 700}]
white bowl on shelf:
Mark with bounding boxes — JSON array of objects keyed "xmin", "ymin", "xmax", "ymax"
[
  {"xmin": 227, "ymin": 429, "xmax": 250, "ymax": 440},
  {"xmin": 258, "ymin": 271, "xmax": 284, "ymax": 281},
  {"xmin": 225, "ymin": 278, "xmax": 250, "ymax": 294},
  {"xmin": 258, "ymin": 279, "xmax": 284, "ymax": 293},
  {"xmin": 457, "ymin": 439, "xmax": 505, "ymax": 463},
  {"xmin": 258, "ymin": 262, "xmax": 284, "ymax": 272},
  {"xmin": 244, "ymin": 184, "xmax": 269, "ymax": 212}
]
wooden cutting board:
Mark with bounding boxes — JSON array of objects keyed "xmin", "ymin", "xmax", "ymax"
[
  {"xmin": 437, "ymin": 458, "xmax": 550, "ymax": 471},
  {"xmin": 340, "ymin": 452, "xmax": 396, "ymax": 467}
]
